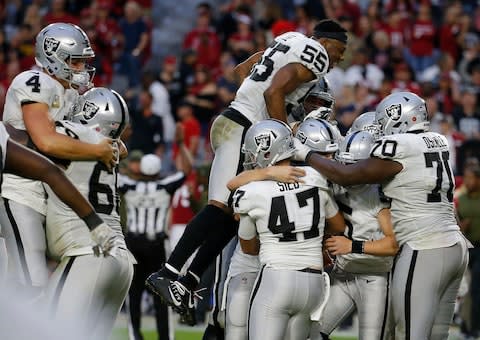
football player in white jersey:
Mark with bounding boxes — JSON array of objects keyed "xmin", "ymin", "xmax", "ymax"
[
  {"xmin": 43, "ymin": 87, "xmax": 133, "ymax": 340},
  {"xmin": 295, "ymin": 91, "xmax": 471, "ymax": 340},
  {"xmin": 146, "ymin": 19, "xmax": 348, "ymax": 322},
  {"xmin": 220, "ymin": 117, "xmax": 341, "ymax": 340},
  {"xmin": 233, "ymin": 119, "xmax": 344, "ymax": 340},
  {"xmin": 1, "ymin": 23, "xmax": 116, "ymax": 290},
  {"xmin": 310, "ymin": 131, "xmax": 398, "ymax": 340}
]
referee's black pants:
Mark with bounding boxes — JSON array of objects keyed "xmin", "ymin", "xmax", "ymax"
[{"xmin": 126, "ymin": 233, "xmax": 168, "ymax": 340}]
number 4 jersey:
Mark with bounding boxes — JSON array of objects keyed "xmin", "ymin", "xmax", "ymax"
[
  {"xmin": 233, "ymin": 167, "xmax": 338, "ymax": 271},
  {"xmin": 2, "ymin": 70, "xmax": 79, "ymax": 215},
  {"xmin": 230, "ymin": 32, "xmax": 329, "ymax": 123},
  {"xmin": 370, "ymin": 132, "xmax": 460, "ymax": 249}
]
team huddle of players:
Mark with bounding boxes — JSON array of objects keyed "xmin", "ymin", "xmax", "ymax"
[
  {"xmin": 143, "ymin": 19, "xmax": 470, "ymax": 340},
  {"xmin": 0, "ymin": 18, "xmax": 470, "ymax": 340}
]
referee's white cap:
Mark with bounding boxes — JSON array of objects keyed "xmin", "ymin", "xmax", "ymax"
[{"xmin": 140, "ymin": 154, "xmax": 162, "ymax": 175}]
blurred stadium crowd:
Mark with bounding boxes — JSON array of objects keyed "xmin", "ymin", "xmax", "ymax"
[{"xmin": 1, "ymin": 0, "xmax": 479, "ymax": 174}]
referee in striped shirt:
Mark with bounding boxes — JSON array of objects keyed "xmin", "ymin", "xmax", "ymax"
[{"xmin": 120, "ymin": 126, "xmax": 192, "ymax": 340}]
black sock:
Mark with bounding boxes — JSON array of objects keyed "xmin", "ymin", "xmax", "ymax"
[
  {"xmin": 188, "ymin": 215, "xmax": 238, "ymax": 280},
  {"xmin": 167, "ymin": 205, "xmax": 229, "ymax": 271},
  {"xmin": 320, "ymin": 332, "xmax": 331, "ymax": 340},
  {"xmin": 178, "ymin": 271, "xmax": 200, "ymax": 291}
]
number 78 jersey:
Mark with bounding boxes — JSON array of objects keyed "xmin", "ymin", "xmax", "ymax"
[
  {"xmin": 233, "ymin": 167, "xmax": 338, "ymax": 270},
  {"xmin": 230, "ymin": 32, "xmax": 329, "ymax": 123},
  {"xmin": 370, "ymin": 132, "xmax": 459, "ymax": 247}
]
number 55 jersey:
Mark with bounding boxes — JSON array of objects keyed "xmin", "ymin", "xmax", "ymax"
[
  {"xmin": 45, "ymin": 120, "xmax": 122, "ymax": 260},
  {"xmin": 230, "ymin": 32, "xmax": 329, "ymax": 123},
  {"xmin": 233, "ymin": 167, "xmax": 337, "ymax": 270},
  {"xmin": 370, "ymin": 132, "xmax": 460, "ymax": 249}
]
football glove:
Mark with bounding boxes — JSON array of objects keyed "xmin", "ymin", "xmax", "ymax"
[
  {"xmin": 304, "ymin": 107, "xmax": 333, "ymax": 121},
  {"xmin": 292, "ymin": 137, "xmax": 313, "ymax": 162},
  {"xmin": 90, "ymin": 223, "xmax": 118, "ymax": 256}
]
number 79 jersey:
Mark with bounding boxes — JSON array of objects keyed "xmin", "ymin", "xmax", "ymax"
[
  {"xmin": 233, "ymin": 167, "xmax": 338, "ymax": 270},
  {"xmin": 230, "ymin": 32, "xmax": 329, "ymax": 123},
  {"xmin": 370, "ymin": 132, "xmax": 459, "ymax": 248}
]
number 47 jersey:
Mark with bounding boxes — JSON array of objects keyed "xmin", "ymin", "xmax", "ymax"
[
  {"xmin": 233, "ymin": 167, "xmax": 338, "ymax": 271},
  {"xmin": 230, "ymin": 32, "xmax": 329, "ymax": 123},
  {"xmin": 370, "ymin": 132, "xmax": 459, "ymax": 248}
]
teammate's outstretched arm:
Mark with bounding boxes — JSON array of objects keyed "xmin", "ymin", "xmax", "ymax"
[
  {"xmin": 227, "ymin": 165, "xmax": 306, "ymax": 191},
  {"xmin": 4, "ymin": 138, "xmax": 116, "ymax": 253},
  {"xmin": 23, "ymin": 102, "xmax": 116, "ymax": 169},
  {"xmin": 295, "ymin": 141, "xmax": 402, "ymax": 186},
  {"xmin": 325, "ymin": 208, "xmax": 399, "ymax": 256},
  {"xmin": 233, "ymin": 51, "xmax": 263, "ymax": 85}
]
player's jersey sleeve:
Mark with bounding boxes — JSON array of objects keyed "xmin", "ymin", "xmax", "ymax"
[
  {"xmin": 323, "ymin": 191, "xmax": 339, "ymax": 219},
  {"xmin": 238, "ymin": 214, "xmax": 257, "ymax": 240},
  {"xmin": 0, "ymin": 123, "xmax": 9, "ymax": 172},
  {"xmin": 276, "ymin": 32, "xmax": 330, "ymax": 79},
  {"xmin": 232, "ymin": 183, "xmax": 258, "ymax": 216},
  {"xmin": 9, "ymin": 71, "xmax": 56, "ymax": 106}
]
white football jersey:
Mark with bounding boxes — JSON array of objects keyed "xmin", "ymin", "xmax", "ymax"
[
  {"xmin": 334, "ymin": 184, "xmax": 393, "ymax": 274},
  {"xmin": 230, "ymin": 32, "xmax": 329, "ymax": 123},
  {"xmin": 2, "ymin": 70, "xmax": 79, "ymax": 214},
  {"xmin": 227, "ymin": 241, "xmax": 260, "ymax": 278},
  {"xmin": 371, "ymin": 132, "xmax": 460, "ymax": 249},
  {"xmin": 234, "ymin": 167, "xmax": 337, "ymax": 270},
  {"xmin": 0, "ymin": 123, "xmax": 9, "ymax": 173},
  {"xmin": 46, "ymin": 121, "xmax": 121, "ymax": 260}
]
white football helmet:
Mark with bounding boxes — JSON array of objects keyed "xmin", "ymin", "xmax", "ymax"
[
  {"xmin": 375, "ymin": 91, "xmax": 429, "ymax": 135},
  {"xmin": 290, "ymin": 77, "xmax": 335, "ymax": 121},
  {"xmin": 347, "ymin": 111, "xmax": 382, "ymax": 140},
  {"xmin": 336, "ymin": 131, "xmax": 376, "ymax": 164},
  {"xmin": 295, "ymin": 118, "xmax": 339, "ymax": 154},
  {"xmin": 71, "ymin": 87, "xmax": 129, "ymax": 139},
  {"xmin": 242, "ymin": 119, "xmax": 295, "ymax": 169},
  {"xmin": 35, "ymin": 23, "xmax": 95, "ymax": 89}
]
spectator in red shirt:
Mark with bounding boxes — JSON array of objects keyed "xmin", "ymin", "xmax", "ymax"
[
  {"xmin": 391, "ymin": 62, "xmax": 421, "ymax": 94},
  {"xmin": 227, "ymin": 13, "xmax": 255, "ymax": 64},
  {"xmin": 94, "ymin": 1, "xmax": 121, "ymax": 65},
  {"xmin": 438, "ymin": 3, "xmax": 465, "ymax": 63},
  {"xmin": 381, "ymin": 9, "xmax": 409, "ymax": 49},
  {"xmin": 183, "ymin": 3, "xmax": 221, "ymax": 70},
  {"xmin": 172, "ymin": 101, "xmax": 201, "ymax": 167},
  {"xmin": 404, "ymin": 3, "xmax": 438, "ymax": 76},
  {"xmin": 43, "ymin": 0, "xmax": 79, "ymax": 25}
]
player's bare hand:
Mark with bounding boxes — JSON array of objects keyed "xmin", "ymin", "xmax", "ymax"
[
  {"xmin": 266, "ymin": 166, "xmax": 306, "ymax": 183},
  {"xmin": 325, "ymin": 235, "xmax": 352, "ymax": 255},
  {"xmin": 117, "ymin": 139, "xmax": 128, "ymax": 160},
  {"xmin": 98, "ymin": 138, "xmax": 116, "ymax": 170}
]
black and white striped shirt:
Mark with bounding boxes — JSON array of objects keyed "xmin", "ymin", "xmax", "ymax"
[{"xmin": 119, "ymin": 172, "xmax": 185, "ymax": 240}]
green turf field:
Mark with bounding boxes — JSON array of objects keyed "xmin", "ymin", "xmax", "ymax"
[{"xmin": 111, "ymin": 328, "xmax": 357, "ymax": 340}]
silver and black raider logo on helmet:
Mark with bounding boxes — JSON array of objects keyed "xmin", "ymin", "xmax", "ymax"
[
  {"xmin": 296, "ymin": 131, "xmax": 307, "ymax": 144},
  {"xmin": 82, "ymin": 101, "xmax": 99, "ymax": 120},
  {"xmin": 43, "ymin": 37, "xmax": 60, "ymax": 56},
  {"xmin": 254, "ymin": 132, "xmax": 274, "ymax": 152},
  {"xmin": 386, "ymin": 104, "xmax": 401, "ymax": 121}
]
